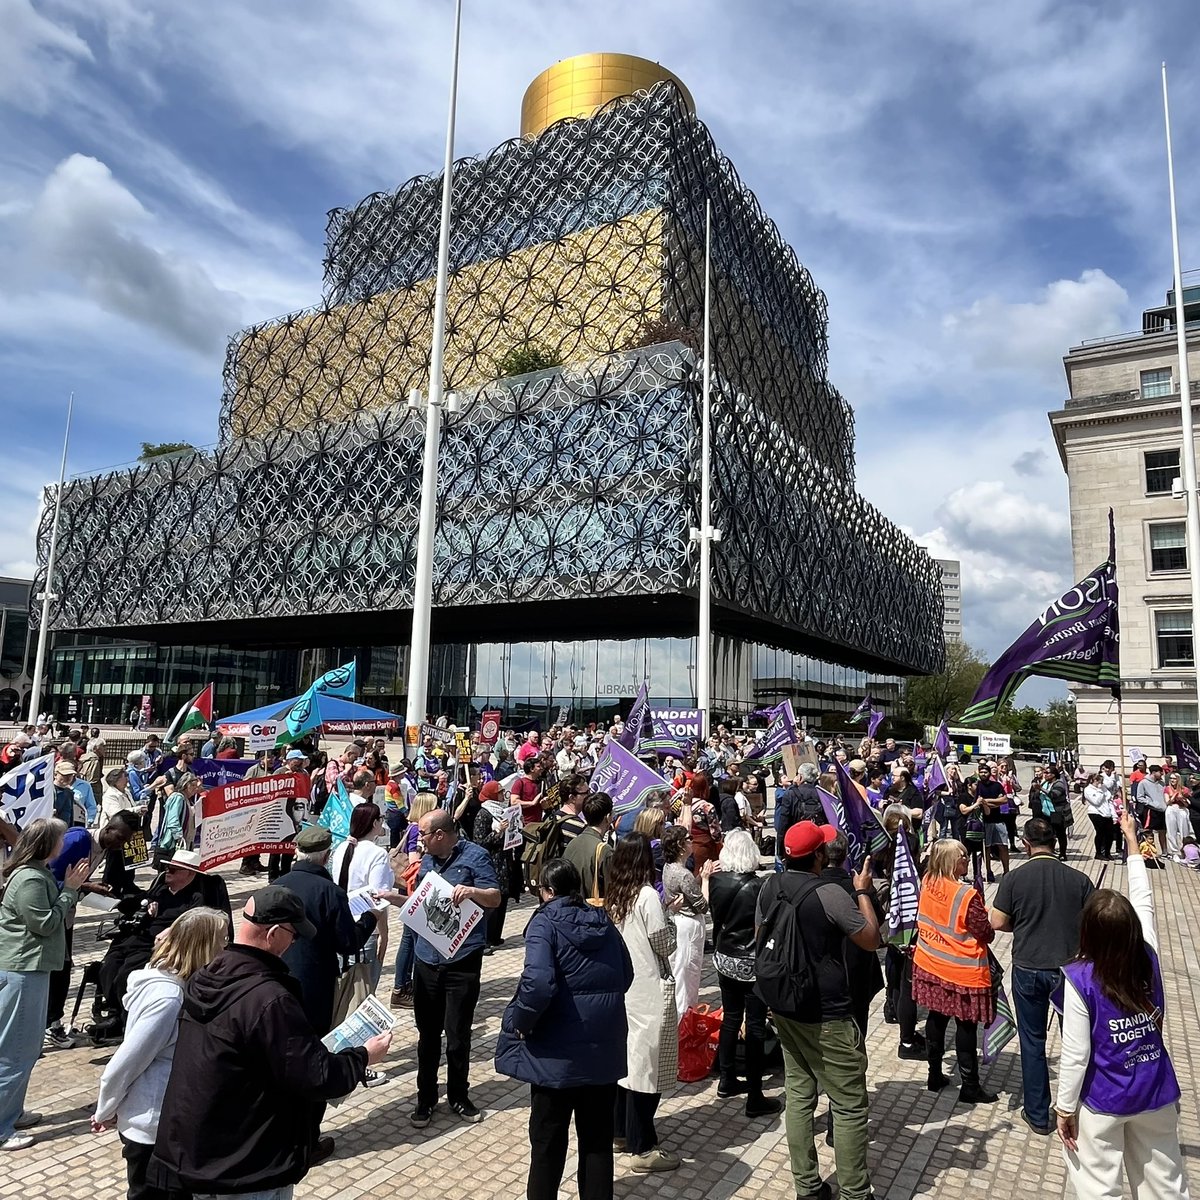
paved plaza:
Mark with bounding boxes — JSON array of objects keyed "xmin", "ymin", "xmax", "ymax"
[{"xmin": 13, "ymin": 802, "xmax": 1200, "ymax": 1200}]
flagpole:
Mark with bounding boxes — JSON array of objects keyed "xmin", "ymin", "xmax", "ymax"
[
  {"xmin": 1115, "ymin": 694, "xmax": 1129, "ymax": 811},
  {"xmin": 1162, "ymin": 65, "xmax": 1200, "ymax": 732},
  {"xmin": 690, "ymin": 199, "xmax": 720, "ymax": 741},
  {"xmin": 404, "ymin": 0, "xmax": 462, "ymax": 750},
  {"xmin": 27, "ymin": 391, "xmax": 75, "ymax": 725}
]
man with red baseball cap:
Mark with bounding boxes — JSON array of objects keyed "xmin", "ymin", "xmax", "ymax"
[{"xmin": 754, "ymin": 821, "xmax": 880, "ymax": 1200}]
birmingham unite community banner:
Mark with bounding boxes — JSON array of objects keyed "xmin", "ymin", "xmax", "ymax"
[
  {"xmin": 199, "ymin": 773, "xmax": 308, "ymax": 870},
  {"xmin": 590, "ymin": 739, "xmax": 669, "ymax": 816},
  {"xmin": 964, "ymin": 510, "xmax": 1119, "ymax": 724}
]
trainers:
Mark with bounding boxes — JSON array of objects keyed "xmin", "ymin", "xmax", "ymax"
[
  {"xmin": 0, "ymin": 1135, "xmax": 34, "ymax": 1151},
  {"xmin": 363, "ymin": 1069, "xmax": 389, "ymax": 1088},
  {"xmin": 410, "ymin": 1101, "xmax": 436, "ymax": 1128},
  {"xmin": 448, "ymin": 1097, "xmax": 482, "ymax": 1123},
  {"xmin": 43, "ymin": 1025, "xmax": 72, "ymax": 1049},
  {"xmin": 613, "ymin": 1136, "xmax": 628, "ymax": 1152},
  {"xmin": 897, "ymin": 1041, "xmax": 926, "ymax": 1060},
  {"xmin": 630, "ymin": 1149, "xmax": 680, "ymax": 1172},
  {"xmin": 12, "ymin": 1112, "xmax": 41, "ymax": 1130}
]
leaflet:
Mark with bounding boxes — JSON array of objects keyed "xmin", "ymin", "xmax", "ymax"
[
  {"xmin": 321, "ymin": 994, "xmax": 396, "ymax": 1053},
  {"xmin": 347, "ymin": 886, "xmax": 390, "ymax": 918}
]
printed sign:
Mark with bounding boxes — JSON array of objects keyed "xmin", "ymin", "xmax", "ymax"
[
  {"xmin": 650, "ymin": 707, "xmax": 703, "ymax": 741},
  {"xmin": 247, "ymin": 720, "xmax": 283, "ymax": 753},
  {"xmin": 122, "ymin": 830, "xmax": 150, "ymax": 871},
  {"xmin": 479, "ymin": 710, "xmax": 502, "ymax": 746},
  {"xmin": 198, "ymin": 773, "xmax": 309, "ymax": 871},
  {"xmin": 399, "ymin": 870, "xmax": 484, "ymax": 960},
  {"xmin": 501, "ymin": 804, "xmax": 523, "ymax": 851},
  {"xmin": 978, "ymin": 732, "xmax": 1012, "ymax": 755}
]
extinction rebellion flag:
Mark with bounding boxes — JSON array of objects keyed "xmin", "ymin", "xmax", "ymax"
[{"xmin": 963, "ymin": 510, "xmax": 1120, "ymax": 724}]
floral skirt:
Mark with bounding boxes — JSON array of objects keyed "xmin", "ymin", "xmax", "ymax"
[{"xmin": 911, "ymin": 963, "xmax": 995, "ymax": 1025}]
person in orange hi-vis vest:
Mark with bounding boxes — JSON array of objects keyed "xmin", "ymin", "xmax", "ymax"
[{"xmin": 913, "ymin": 840, "xmax": 998, "ymax": 1105}]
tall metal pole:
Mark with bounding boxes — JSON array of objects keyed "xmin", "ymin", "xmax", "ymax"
[
  {"xmin": 691, "ymin": 201, "xmax": 719, "ymax": 740},
  {"xmin": 404, "ymin": 0, "xmax": 462, "ymax": 741},
  {"xmin": 27, "ymin": 391, "xmax": 75, "ymax": 724},
  {"xmin": 1162, "ymin": 64, "xmax": 1200, "ymax": 715}
]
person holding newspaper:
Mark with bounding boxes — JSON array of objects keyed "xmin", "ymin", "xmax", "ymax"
[{"xmin": 151, "ymin": 887, "xmax": 391, "ymax": 1199}]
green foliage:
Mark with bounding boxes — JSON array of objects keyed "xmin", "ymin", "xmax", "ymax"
[
  {"xmin": 1043, "ymin": 698, "xmax": 1078, "ymax": 749},
  {"xmin": 994, "ymin": 705, "xmax": 1044, "ymax": 750},
  {"xmin": 139, "ymin": 441, "xmax": 195, "ymax": 460},
  {"xmin": 904, "ymin": 641, "xmax": 990, "ymax": 725},
  {"xmin": 495, "ymin": 344, "xmax": 562, "ymax": 378}
]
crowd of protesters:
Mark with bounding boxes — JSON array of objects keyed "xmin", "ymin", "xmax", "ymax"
[{"xmin": 0, "ymin": 714, "xmax": 1193, "ymax": 1200}]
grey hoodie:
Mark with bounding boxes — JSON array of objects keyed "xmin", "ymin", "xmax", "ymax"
[{"xmin": 93, "ymin": 966, "xmax": 183, "ymax": 1144}]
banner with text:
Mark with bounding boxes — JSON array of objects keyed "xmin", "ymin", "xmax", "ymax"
[{"xmin": 198, "ymin": 773, "xmax": 309, "ymax": 871}]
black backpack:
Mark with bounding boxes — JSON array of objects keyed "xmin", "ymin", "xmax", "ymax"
[
  {"xmin": 754, "ymin": 873, "xmax": 822, "ymax": 1018},
  {"xmin": 521, "ymin": 811, "xmax": 570, "ymax": 891}
]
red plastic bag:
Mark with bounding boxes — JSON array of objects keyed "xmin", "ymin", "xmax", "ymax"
[{"xmin": 677, "ymin": 1004, "xmax": 723, "ymax": 1082}]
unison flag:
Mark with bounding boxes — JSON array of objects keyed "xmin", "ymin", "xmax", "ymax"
[
  {"xmin": 849, "ymin": 695, "xmax": 874, "ymax": 724},
  {"xmin": 590, "ymin": 740, "xmax": 669, "ymax": 817},
  {"xmin": 964, "ymin": 511, "xmax": 1119, "ymax": 724},
  {"xmin": 817, "ymin": 785, "xmax": 862, "ymax": 867},
  {"xmin": 923, "ymin": 755, "xmax": 948, "ymax": 795},
  {"xmin": 616, "ymin": 682, "xmax": 650, "ymax": 752},
  {"xmin": 867, "ymin": 708, "xmax": 885, "ymax": 739},
  {"xmin": 934, "ymin": 719, "xmax": 951, "ymax": 759},
  {"xmin": 982, "ymin": 985, "xmax": 1018, "ymax": 1064},
  {"xmin": 744, "ymin": 700, "xmax": 797, "ymax": 763},
  {"xmin": 1171, "ymin": 733, "xmax": 1200, "ymax": 773},
  {"xmin": 641, "ymin": 713, "xmax": 690, "ymax": 759},
  {"xmin": 886, "ymin": 829, "xmax": 920, "ymax": 946}
]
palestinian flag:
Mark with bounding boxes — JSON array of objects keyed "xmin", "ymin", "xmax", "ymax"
[{"xmin": 165, "ymin": 684, "xmax": 213, "ymax": 746}]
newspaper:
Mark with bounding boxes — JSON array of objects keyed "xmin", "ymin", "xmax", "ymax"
[
  {"xmin": 347, "ymin": 886, "xmax": 390, "ymax": 918},
  {"xmin": 321, "ymin": 994, "xmax": 396, "ymax": 1053}
]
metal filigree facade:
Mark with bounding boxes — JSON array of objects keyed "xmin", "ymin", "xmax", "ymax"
[{"xmin": 35, "ymin": 81, "xmax": 944, "ymax": 677}]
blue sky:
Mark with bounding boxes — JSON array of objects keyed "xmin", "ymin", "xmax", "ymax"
[{"xmin": 2, "ymin": 0, "xmax": 1199, "ymax": 704}]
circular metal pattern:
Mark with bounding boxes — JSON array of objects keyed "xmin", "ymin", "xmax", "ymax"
[{"xmin": 34, "ymin": 81, "xmax": 943, "ymax": 677}]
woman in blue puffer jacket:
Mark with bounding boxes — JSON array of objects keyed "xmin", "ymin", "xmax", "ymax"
[{"xmin": 495, "ymin": 857, "xmax": 634, "ymax": 1200}]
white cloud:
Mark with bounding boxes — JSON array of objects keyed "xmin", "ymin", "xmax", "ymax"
[
  {"xmin": 23, "ymin": 154, "xmax": 238, "ymax": 354},
  {"xmin": 0, "ymin": 0, "xmax": 92, "ymax": 112},
  {"xmin": 943, "ymin": 269, "xmax": 1130, "ymax": 384}
]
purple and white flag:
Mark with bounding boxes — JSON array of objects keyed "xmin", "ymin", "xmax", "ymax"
[
  {"xmin": 615, "ymin": 682, "xmax": 650, "ymax": 752},
  {"xmin": 886, "ymin": 828, "xmax": 920, "ymax": 945},
  {"xmin": 934, "ymin": 719, "xmax": 951, "ymax": 759},
  {"xmin": 590, "ymin": 739, "xmax": 670, "ymax": 817},
  {"xmin": 816, "ymin": 785, "xmax": 861, "ymax": 866},
  {"xmin": 1170, "ymin": 733, "xmax": 1200, "ymax": 773},
  {"xmin": 744, "ymin": 699, "xmax": 797, "ymax": 763},
  {"xmin": 923, "ymin": 756, "xmax": 948, "ymax": 795},
  {"xmin": 849, "ymin": 695, "xmax": 874, "ymax": 724},
  {"xmin": 867, "ymin": 707, "xmax": 885, "ymax": 739},
  {"xmin": 982, "ymin": 985, "xmax": 1018, "ymax": 1064}
]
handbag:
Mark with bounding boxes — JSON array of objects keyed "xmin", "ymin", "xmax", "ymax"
[
  {"xmin": 586, "ymin": 842, "xmax": 605, "ymax": 907},
  {"xmin": 330, "ymin": 959, "xmax": 372, "ymax": 1027},
  {"xmin": 677, "ymin": 1003, "xmax": 723, "ymax": 1082}
]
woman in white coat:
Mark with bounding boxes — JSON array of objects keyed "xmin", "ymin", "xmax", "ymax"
[
  {"xmin": 92, "ymin": 907, "xmax": 228, "ymax": 1200},
  {"xmin": 604, "ymin": 832, "xmax": 684, "ymax": 1174}
]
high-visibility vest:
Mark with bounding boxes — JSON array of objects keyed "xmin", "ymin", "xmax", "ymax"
[{"xmin": 913, "ymin": 877, "xmax": 990, "ymax": 989}]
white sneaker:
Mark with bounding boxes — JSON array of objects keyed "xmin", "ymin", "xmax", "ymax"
[
  {"xmin": 362, "ymin": 1069, "xmax": 390, "ymax": 1089},
  {"xmin": 0, "ymin": 1135, "xmax": 34, "ymax": 1151},
  {"xmin": 43, "ymin": 1024, "xmax": 73, "ymax": 1049}
]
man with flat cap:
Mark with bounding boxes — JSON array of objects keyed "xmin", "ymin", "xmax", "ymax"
[
  {"xmin": 151, "ymin": 886, "xmax": 392, "ymax": 1199},
  {"xmin": 274, "ymin": 825, "xmax": 378, "ymax": 1037}
]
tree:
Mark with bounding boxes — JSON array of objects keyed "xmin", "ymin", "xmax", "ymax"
[
  {"xmin": 139, "ymin": 441, "xmax": 194, "ymax": 460},
  {"xmin": 495, "ymin": 344, "xmax": 561, "ymax": 378},
  {"xmin": 1044, "ymin": 699, "xmax": 1078, "ymax": 751},
  {"xmin": 1000, "ymin": 705, "xmax": 1044, "ymax": 750},
  {"xmin": 905, "ymin": 641, "xmax": 990, "ymax": 725}
]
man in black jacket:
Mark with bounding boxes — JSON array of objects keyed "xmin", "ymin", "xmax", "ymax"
[
  {"xmin": 151, "ymin": 887, "xmax": 392, "ymax": 1198},
  {"xmin": 274, "ymin": 826, "xmax": 377, "ymax": 1036},
  {"xmin": 773, "ymin": 763, "xmax": 826, "ymax": 868}
]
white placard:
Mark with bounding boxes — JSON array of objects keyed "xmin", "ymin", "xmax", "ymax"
[
  {"xmin": 978, "ymin": 732, "xmax": 1012, "ymax": 755},
  {"xmin": 501, "ymin": 804, "xmax": 523, "ymax": 851},
  {"xmin": 247, "ymin": 720, "xmax": 283, "ymax": 753},
  {"xmin": 398, "ymin": 870, "xmax": 483, "ymax": 960}
]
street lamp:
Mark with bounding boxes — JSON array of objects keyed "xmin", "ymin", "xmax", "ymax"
[{"xmin": 404, "ymin": 0, "xmax": 464, "ymax": 747}]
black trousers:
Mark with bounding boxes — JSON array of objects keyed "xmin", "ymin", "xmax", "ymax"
[
  {"xmin": 486, "ymin": 895, "xmax": 508, "ymax": 946},
  {"xmin": 267, "ymin": 852, "xmax": 293, "ymax": 881},
  {"xmin": 121, "ymin": 1136, "xmax": 189, "ymax": 1200},
  {"xmin": 614, "ymin": 1086, "xmax": 659, "ymax": 1156},
  {"xmin": 1088, "ymin": 813, "xmax": 1116, "ymax": 858},
  {"xmin": 1003, "ymin": 812, "xmax": 1019, "ymax": 849},
  {"xmin": 47, "ymin": 924, "xmax": 74, "ymax": 1027},
  {"xmin": 884, "ymin": 947, "xmax": 918, "ymax": 1044},
  {"xmin": 1047, "ymin": 815, "xmax": 1069, "ymax": 858},
  {"xmin": 925, "ymin": 1011, "xmax": 980, "ymax": 1088},
  {"xmin": 413, "ymin": 951, "xmax": 483, "ymax": 1106},
  {"xmin": 528, "ymin": 1082, "xmax": 616, "ymax": 1200},
  {"xmin": 716, "ymin": 973, "xmax": 768, "ymax": 1096}
]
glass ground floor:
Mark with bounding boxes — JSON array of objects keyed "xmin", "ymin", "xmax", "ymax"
[{"xmin": 45, "ymin": 632, "xmax": 903, "ymax": 732}]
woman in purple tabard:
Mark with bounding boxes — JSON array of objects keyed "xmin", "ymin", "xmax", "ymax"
[{"xmin": 1055, "ymin": 811, "xmax": 1192, "ymax": 1199}]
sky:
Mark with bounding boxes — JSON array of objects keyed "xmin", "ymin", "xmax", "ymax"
[{"xmin": 2, "ymin": 0, "xmax": 1199, "ymax": 707}]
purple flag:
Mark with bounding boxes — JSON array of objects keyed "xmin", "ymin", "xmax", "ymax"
[
  {"xmin": 817, "ymin": 785, "xmax": 861, "ymax": 866},
  {"xmin": 923, "ymin": 755, "xmax": 948, "ymax": 794},
  {"xmin": 590, "ymin": 739, "xmax": 669, "ymax": 816},
  {"xmin": 1170, "ymin": 733, "xmax": 1200, "ymax": 773},
  {"xmin": 934, "ymin": 719, "xmax": 951, "ymax": 759},
  {"xmin": 615, "ymin": 682, "xmax": 649, "ymax": 752},
  {"xmin": 835, "ymin": 761, "xmax": 886, "ymax": 863},
  {"xmin": 886, "ymin": 828, "xmax": 920, "ymax": 945},
  {"xmin": 982, "ymin": 985, "xmax": 1018, "ymax": 1064},
  {"xmin": 965, "ymin": 510, "xmax": 1119, "ymax": 723},
  {"xmin": 867, "ymin": 708, "xmax": 885, "ymax": 739},
  {"xmin": 849, "ymin": 695, "xmax": 874, "ymax": 724},
  {"xmin": 744, "ymin": 700, "xmax": 797, "ymax": 763},
  {"xmin": 642, "ymin": 713, "xmax": 691, "ymax": 759}
]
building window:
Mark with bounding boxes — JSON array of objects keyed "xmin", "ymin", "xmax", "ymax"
[
  {"xmin": 1141, "ymin": 368, "xmax": 1173, "ymax": 399},
  {"xmin": 1155, "ymin": 609, "xmax": 1193, "ymax": 667},
  {"xmin": 1145, "ymin": 448, "xmax": 1181, "ymax": 494},
  {"xmin": 1149, "ymin": 521, "xmax": 1187, "ymax": 573},
  {"xmin": 1160, "ymin": 703, "xmax": 1198, "ymax": 756}
]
